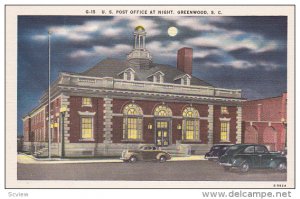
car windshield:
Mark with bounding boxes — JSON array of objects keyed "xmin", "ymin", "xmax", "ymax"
[{"xmin": 224, "ymin": 145, "xmax": 242, "ymax": 155}]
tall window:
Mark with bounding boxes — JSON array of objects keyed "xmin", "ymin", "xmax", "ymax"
[
  {"xmin": 82, "ymin": 97, "xmax": 92, "ymax": 106},
  {"xmin": 182, "ymin": 107, "xmax": 200, "ymax": 141},
  {"xmin": 81, "ymin": 117, "xmax": 93, "ymax": 139},
  {"xmin": 220, "ymin": 121, "xmax": 230, "ymax": 142},
  {"xmin": 123, "ymin": 104, "xmax": 143, "ymax": 140}
]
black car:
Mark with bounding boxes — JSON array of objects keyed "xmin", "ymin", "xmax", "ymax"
[
  {"xmin": 204, "ymin": 144, "xmax": 233, "ymax": 160},
  {"xmin": 219, "ymin": 144, "xmax": 287, "ymax": 173}
]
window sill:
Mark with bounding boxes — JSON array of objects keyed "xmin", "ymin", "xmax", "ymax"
[
  {"xmin": 79, "ymin": 138, "xmax": 95, "ymax": 142},
  {"xmin": 82, "ymin": 105, "xmax": 92, "ymax": 108},
  {"xmin": 121, "ymin": 139, "xmax": 144, "ymax": 143},
  {"xmin": 182, "ymin": 140, "xmax": 202, "ymax": 143},
  {"xmin": 220, "ymin": 140, "xmax": 231, "ymax": 143}
]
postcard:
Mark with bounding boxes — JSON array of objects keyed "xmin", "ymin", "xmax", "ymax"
[{"xmin": 5, "ymin": 5, "xmax": 295, "ymax": 188}]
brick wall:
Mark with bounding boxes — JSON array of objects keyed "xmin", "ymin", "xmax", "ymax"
[
  {"xmin": 242, "ymin": 95, "xmax": 285, "ymax": 122},
  {"xmin": 29, "ymin": 109, "xmax": 45, "ymax": 142},
  {"xmin": 68, "ymin": 96, "xmax": 104, "ymax": 143},
  {"xmin": 213, "ymin": 105, "xmax": 237, "ymax": 144},
  {"xmin": 23, "ymin": 118, "xmax": 30, "ymax": 142},
  {"xmin": 112, "ymin": 99, "xmax": 209, "ymax": 144}
]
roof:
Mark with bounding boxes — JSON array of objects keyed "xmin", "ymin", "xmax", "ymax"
[{"xmin": 79, "ymin": 58, "xmax": 213, "ymax": 87}]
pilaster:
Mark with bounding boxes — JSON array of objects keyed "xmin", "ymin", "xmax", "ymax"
[
  {"xmin": 103, "ymin": 97, "xmax": 113, "ymax": 144},
  {"xmin": 207, "ymin": 105, "xmax": 214, "ymax": 144},
  {"xmin": 61, "ymin": 94, "xmax": 70, "ymax": 144},
  {"xmin": 236, "ymin": 106, "xmax": 242, "ymax": 144}
]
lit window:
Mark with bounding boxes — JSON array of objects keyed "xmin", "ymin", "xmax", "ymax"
[
  {"xmin": 221, "ymin": 106, "xmax": 229, "ymax": 114},
  {"xmin": 220, "ymin": 121, "xmax": 230, "ymax": 142},
  {"xmin": 182, "ymin": 107, "xmax": 200, "ymax": 141},
  {"xmin": 81, "ymin": 117, "xmax": 93, "ymax": 139},
  {"xmin": 82, "ymin": 97, "xmax": 92, "ymax": 106},
  {"xmin": 123, "ymin": 104, "xmax": 143, "ymax": 140},
  {"xmin": 154, "ymin": 105, "xmax": 172, "ymax": 117}
]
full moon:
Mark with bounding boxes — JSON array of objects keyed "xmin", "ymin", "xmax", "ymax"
[{"xmin": 168, "ymin": 26, "xmax": 178, "ymax": 37}]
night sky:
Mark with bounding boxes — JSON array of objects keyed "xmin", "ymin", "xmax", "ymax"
[{"xmin": 17, "ymin": 16, "xmax": 287, "ymax": 135}]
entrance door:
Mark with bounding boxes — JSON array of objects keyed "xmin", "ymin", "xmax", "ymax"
[{"xmin": 156, "ymin": 120, "xmax": 169, "ymax": 147}]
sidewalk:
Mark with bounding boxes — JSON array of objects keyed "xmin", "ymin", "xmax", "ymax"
[{"xmin": 17, "ymin": 153, "xmax": 205, "ymax": 164}]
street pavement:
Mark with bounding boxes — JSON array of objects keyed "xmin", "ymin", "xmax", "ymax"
[
  {"xmin": 17, "ymin": 154, "xmax": 287, "ymax": 181},
  {"xmin": 17, "ymin": 153, "xmax": 204, "ymax": 164}
]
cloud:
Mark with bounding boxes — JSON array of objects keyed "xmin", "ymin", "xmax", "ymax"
[
  {"xmin": 102, "ymin": 27, "xmax": 124, "ymax": 37},
  {"xmin": 185, "ymin": 31, "xmax": 281, "ymax": 54},
  {"xmin": 31, "ymin": 34, "xmax": 48, "ymax": 41},
  {"xmin": 118, "ymin": 16, "xmax": 162, "ymax": 37},
  {"xmin": 69, "ymin": 44, "xmax": 132, "ymax": 59},
  {"xmin": 162, "ymin": 16, "xmax": 233, "ymax": 32}
]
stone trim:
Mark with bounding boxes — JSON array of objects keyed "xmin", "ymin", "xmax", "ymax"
[
  {"xmin": 219, "ymin": 117, "xmax": 231, "ymax": 122},
  {"xmin": 78, "ymin": 111, "xmax": 96, "ymax": 116},
  {"xmin": 112, "ymin": 113, "xmax": 209, "ymax": 120},
  {"xmin": 59, "ymin": 85, "xmax": 244, "ymax": 103},
  {"xmin": 236, "ymin": 106, "xmax": 242, "ymax": 144},
  {"xmin": 207, "ymin": 105, "xmax": 214, "ymax": 144},
  {"xmin": 103, "ymin": 97, "xmax": 113, "ymax": 144}
]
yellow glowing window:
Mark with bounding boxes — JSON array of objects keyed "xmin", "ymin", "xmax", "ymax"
[
  {"xmin": 81, "ymin": 117, "xmax": 93, "ymax": 139},
  {"xmin": 220, "ymin": 121, "xmax": 230, "ymax": 142},
  {"xmin": 82, "ymin": 97, "xmax": 92, "ymax": 106},
  {"xmin": 182, "ymin": 107, "xmax": 200, "ymax": 141},
  {"xmin": 221, "ymin": 106, "xmax": 229, "ymax": 114},
  {"xmin": 154, "ymin": 105, "xmax": 172, "ymax": 117},
  {"xmin": 127, "ymin": 118, "xmax": 137, "ymax": 139},
  {"xmin": 122, "ymin": 104, "xmax": 143, "ymax": 140}
]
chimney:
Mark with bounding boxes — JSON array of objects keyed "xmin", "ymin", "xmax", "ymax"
[{"xmin": 177, "ymin": 47, "xmax": 193, "ymax": 75}]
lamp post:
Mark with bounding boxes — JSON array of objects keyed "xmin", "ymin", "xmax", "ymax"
[
  {"xmin": 48, "ymin": 31, "xmax": 52, "ymax": 159},
  {"xmin": 60, "ymin": 106, "xmax": 67, "ymax": 158}
]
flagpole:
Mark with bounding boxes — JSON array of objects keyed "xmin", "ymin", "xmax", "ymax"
[{"xmin": 48, "ymin": 31, "xmax": 52, "ymax": 159}]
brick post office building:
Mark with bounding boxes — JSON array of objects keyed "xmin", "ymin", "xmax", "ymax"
[
  {"xmin": 242, "ymin": 93, "xmax": 287, "ymax": 152},
  {"xmin": 22, "ymin": 26, "xmax": 244, "ymax": 157}
]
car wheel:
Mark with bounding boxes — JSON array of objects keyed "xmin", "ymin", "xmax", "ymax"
[
  {"xmin": 223, "ymin": 166, "xmax": 230, "ymax": 172},
  {"xmin": 159, "ymin": 155, "xmax": 167, "ymax": 163},
  {"xmin": 239, "ymin": 162, "xmax": 250, "ymax": 173},
  {"xmin": 277, "ymin": 162, "xmax": 287, "ymax": 172},
  {"xmin": 129, "ymin": 156, "xmax": 137, "ymax": 163}
]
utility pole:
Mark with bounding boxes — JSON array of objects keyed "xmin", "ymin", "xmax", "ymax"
[{"xmin": 48, "ymin": 31, "xmax": 52, "ymax": 159}]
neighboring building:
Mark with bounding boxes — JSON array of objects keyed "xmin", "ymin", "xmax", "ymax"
[
  {"xmin": 17, "ymin": 136, "xmax": 24, "ymax": 152},
  {"xmin": 22, "ymin": 26, "xmax": 244, "ymax": 157},
  {"xmin": 242, "ymin": 93, "xmax": 287, "ymax": 151}
]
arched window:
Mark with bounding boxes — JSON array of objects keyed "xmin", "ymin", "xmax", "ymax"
[
  {"xmin": 154, "ymin": 105, "xmax": 172, "ymax": 117},
  {"xmin": 123, "ymin": 104, "xmax": 143, "ymax": 140},
  {"xmin": 182, "ymin": 107, "xmax": 200, "ymax": 141}
]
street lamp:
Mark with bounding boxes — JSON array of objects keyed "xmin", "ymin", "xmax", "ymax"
[
  {"xmin": 60, "ymin": 106, "xmax": 67, "ymax": 158},
  {"xmin": 48, "ymin": 31, "xmax": 52, "ymax": 159}
]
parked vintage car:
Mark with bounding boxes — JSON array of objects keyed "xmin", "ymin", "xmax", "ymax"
[
  {"xmin": 204, "ymin": 144, "xmax": 233, "ymax": 160},
  {"xmin": 120, "ymin": 146, "xmax": 171, "ymax": 163},
  {"xmin": 219, "ymin": 144, "xmax": 287, "ymax": 173}
]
